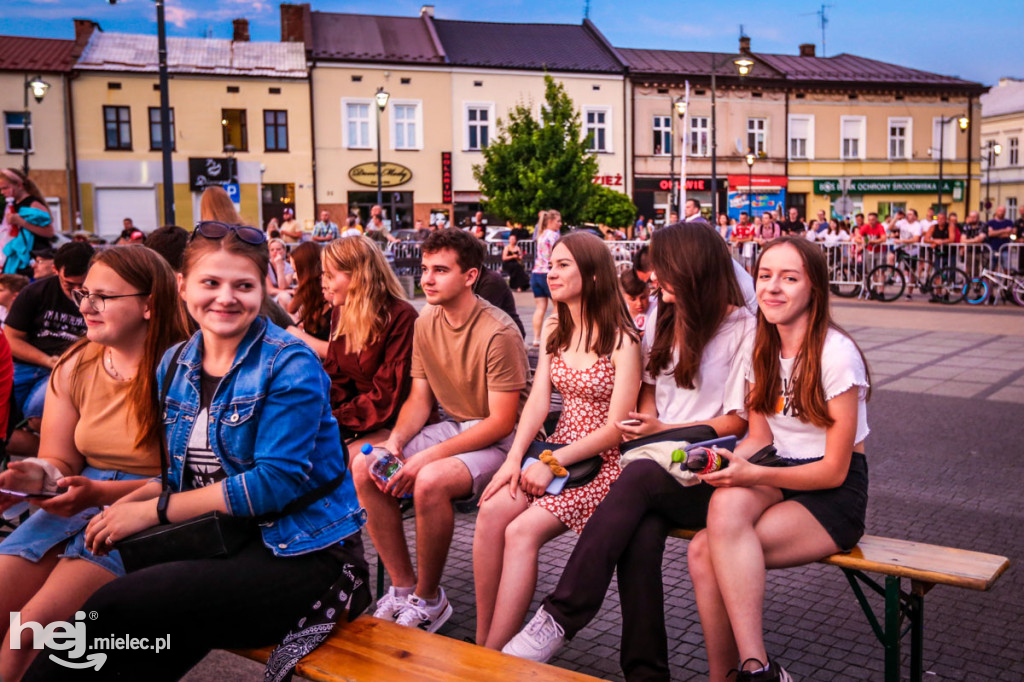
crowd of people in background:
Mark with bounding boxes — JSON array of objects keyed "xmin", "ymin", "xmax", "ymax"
[{"xmin": 0, "ymin": 162, "xmax": 1018, "ymax": 682}]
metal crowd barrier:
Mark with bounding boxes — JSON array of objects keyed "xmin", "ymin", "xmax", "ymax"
[{"xmin": 997, "ymin": 243, "xmax": 1023, "ymax": 274}]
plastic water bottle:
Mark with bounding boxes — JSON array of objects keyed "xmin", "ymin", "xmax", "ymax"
[
  {"xmin": 671, "ymin": 446, "xmax": 724, "ymax": 475},
  {"xmin": 360, "ymin": 443, "xmax": 411, "ymax": 497}
]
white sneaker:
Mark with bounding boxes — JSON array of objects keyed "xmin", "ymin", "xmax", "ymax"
[
  {"xmin": 394, "ymin": 587, "xmax": 453, "ymax": 633},
  {"xmin": 373, "ymin": 586, "xmax": 411, "ymax": 621},
  {"xmin": 502, "ymin": 606, "xmax": 566, "ymax": 662}
]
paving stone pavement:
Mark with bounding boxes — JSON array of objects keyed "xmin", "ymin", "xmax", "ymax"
[{"xmin": 187, "ymin": 296, "xmax": 1023, "ymax": 681}]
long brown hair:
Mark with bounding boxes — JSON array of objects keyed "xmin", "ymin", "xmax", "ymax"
[
  {"xmin": 747, "ymin": 237, "xmax": 871, "ymax": 427},
  {"xmin": 648, "ymin": 223, "xmax": 743, "ymax": 389},
  {"xmin": 1, "ymin": 168, "xmax": 45, "ymax": 204},
  {"xmin": 54, "ymin": 246, "xmax": 188, "ymax": 449},
  {"xmin": 290, "ymin": 242, "xmax": 326, "ymax": 335},
  {"xmin": 321, "ymin": 236, "xmax": 406, "ymax": 353},
  {"xmin": 545, "ymin": 231, "xmax": 638, "ymax": 357},
  {"xmin": 199, "ymin": 185, "xmax": 244, "ymax": 224}
]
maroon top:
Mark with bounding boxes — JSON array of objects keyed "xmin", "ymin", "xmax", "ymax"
[{"xmin": 324, "ymin": 297, "xmax": 417, "ymax": 436}]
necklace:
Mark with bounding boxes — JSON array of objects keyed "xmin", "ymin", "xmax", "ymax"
[{"xmin": 105, "ymin": 347, "xmax": 134, "ymax": 382}]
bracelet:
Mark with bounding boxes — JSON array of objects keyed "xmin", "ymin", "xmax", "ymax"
[
  {"xmin": 538, "ymin": 450, "xmax": 568, "ymax": 477},
  {"xmin": 156, "ymin": 489, "xmax": 172, "ymax": 525}
]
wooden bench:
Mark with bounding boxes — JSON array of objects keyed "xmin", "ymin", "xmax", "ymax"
[
  {"xmin": 232, "ymin": 615, "xmax": 601, "ymax": 681},
  {"xmin": 668, "ymin": 529, "xmax": 1009, "ymax": 682}
]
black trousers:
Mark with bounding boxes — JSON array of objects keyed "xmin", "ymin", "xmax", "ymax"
[
  {"xmin": 23, "ymin": 533, "xmax": 366, "ymax": 681},
  {"xmin": 543, "ymin": 426, "xmax": 717, "ymax": 682}
]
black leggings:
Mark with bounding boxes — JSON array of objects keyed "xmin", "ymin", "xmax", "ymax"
[
  {"xmin": 23, "ymin": 534, "xmax": 365, "ymax": 681},
  {"xmin": 542, "ymin": 424, "xmax": 717, "ymax": 682}
]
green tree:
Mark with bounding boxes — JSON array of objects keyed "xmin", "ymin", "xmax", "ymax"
[
  {"xmin": 473, "ymin": 75, "xmax": 598, "ymax": 226},
  {"xmin": 582, "ymin": 185, "xmax": 637, "ymax": 228}
]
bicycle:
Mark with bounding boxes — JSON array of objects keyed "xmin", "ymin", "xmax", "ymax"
[{"xmin": 963, "ymin": 268, "xmax": 1024, "ymax": 306}]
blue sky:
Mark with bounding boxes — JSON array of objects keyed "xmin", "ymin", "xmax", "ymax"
[{"xmin": 3, "ymin": 0, "xmax": 1020, "ymax": 86}]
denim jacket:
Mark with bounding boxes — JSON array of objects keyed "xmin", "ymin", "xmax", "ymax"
[{"xmin": 158, "ymin": 317, "xmax": 365, "ymax": 556}]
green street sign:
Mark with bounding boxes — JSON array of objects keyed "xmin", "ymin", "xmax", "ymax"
[{"xmin": 814, "ymin": 178, "xmax": 965, "ymax": 197}]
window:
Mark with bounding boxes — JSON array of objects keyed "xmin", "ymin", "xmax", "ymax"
[
  {"xmin": 888, "ymin": 117, "xmax": 911, "ymax": 160},
  {"xmin": 689, "ymin": 116, "xmax": 709, "ymax": 156},
  {"xmin": 1010, "ymin": 137, "xmax": 1020, "ymax": 166},
  {"xmin": 343, "ymin": 100, "xmax": 372, "ymax": 149},
  {"xmin": 1008, "ymin": 197, "xmax": 1018, "ymax": 219},
  {"xmin": 931, "ymin": 117, "xmax": 956, "ymax": 160},
  {"xmin": 747, "ymin": 117, "xmax": 766, "ymax": 155},
  {"xmin": 466, "ymin": 104, "xmax": 491, "ymax": 150},
  {"xmin": 264, "ymin": 110, "xmax": 288, "ymax": 151},
  {"xmin": 652, "ymin": 115, "xmax": 671, "ymax": 156},
  {"xmin": 788, "ymin": 114, "xmax": 814, "ymax": 160},
  {"xmin": 221, "ymin": 109, "xmax": 248, "ymax": 151},
  {"xmin": 4, "ymin": 112, "xmax": 31, "ymax": 153},
  {"xmin": 391, "ymin": 102, "xmax": 421, "ymax": 150},
  {"xmin": 103, "ymin": 106, "xmax": 132, "ymax": 150},
  {"xmin": 841, "ymin": 116, "xmax": 866, "ymax": 160},
  {"xmin": 584, "ymin": 107, "xmax": 611, "ymax": 153},
  {"xmin": 148, "ymin": 107, "xmax": 175, "ymax": 151}
]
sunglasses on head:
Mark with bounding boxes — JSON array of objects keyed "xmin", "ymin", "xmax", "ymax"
[{"xmin": 191, "ymin": 221, "xmax": 267, "ymax": 245}]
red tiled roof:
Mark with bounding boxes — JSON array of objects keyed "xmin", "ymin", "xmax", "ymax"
[{"xmin": 0, "ymin": 35, "xmax": 77, "ymax": 73}]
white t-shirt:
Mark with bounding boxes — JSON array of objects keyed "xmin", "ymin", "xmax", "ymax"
[
  {"xmin": 642, "ymin": 304, "xmax": 755, "ymax": 425},
  {"xmin": 751, "ymin": 328, "xmax": 870, "ymax": 460},
  {"xmin": 732, "ymin": 259, "xmax": 758, "ymax": 315},
  {"xmin": 896, "ymin": 219, "xmax": 923, "ymax": 243}
]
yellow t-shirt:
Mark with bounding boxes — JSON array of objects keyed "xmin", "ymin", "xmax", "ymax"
[{"xmin": 67, "ymin": 343, "xmax": 161, "ymax": 476}]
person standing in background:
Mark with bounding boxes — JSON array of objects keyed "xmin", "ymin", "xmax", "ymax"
[{"xmin": 280, "ymin": 208, "xmax": 303, "ymax": 244}]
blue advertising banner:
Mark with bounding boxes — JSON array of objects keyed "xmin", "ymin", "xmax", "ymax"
[{"xmin": 727, "ymin": 190, "xmax": 786, "ymax": 221}]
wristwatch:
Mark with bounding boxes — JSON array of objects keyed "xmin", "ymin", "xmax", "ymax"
[{"xmin": 156, "ymin": 489, "xmax": 172, "ymax": 525}]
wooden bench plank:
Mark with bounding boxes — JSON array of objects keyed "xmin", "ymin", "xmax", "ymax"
[
  {"xmin": 667, "ymin": 530, "xmax": 1009, "ymax": 591},
  {"xmin": 234, "ymin": 616, "xmax": 601, "ymax": 682}
]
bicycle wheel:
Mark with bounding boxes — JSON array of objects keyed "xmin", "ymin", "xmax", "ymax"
[
  {"xmin": 964, "ymin": 278, "xmax": 989, "ymax": 305},
  {"xmin": 1011, "ymin": 277, "xmax": 1024, "ymax": 307},
  {"xmin": 928, "ymin": 268, "xmax": 968, "ymax": 304},
  {"xmin": 829, "ymin": 264, "xmax": 862, "ymax": 298},
  {"xmin": 916, "ymin": 261, "xmax": 937, "ymax": 294},
  {"xmin": 866, "ymin": 265, "xmax": 905, "ymax": 302}
]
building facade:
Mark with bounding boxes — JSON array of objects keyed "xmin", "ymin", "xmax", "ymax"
[
  {"xmin": 981, "ymin": 78, "xmax": 1024, "ymax": 220},
  {"xmin": 73, "ymin": 20, "xmax": 312, "ymax": 238}
]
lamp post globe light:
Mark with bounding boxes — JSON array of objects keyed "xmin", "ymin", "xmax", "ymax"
[
  {"xmin": 709, "ymin": 54, "xmax": 755, "ymax": 224},
  {"xmin": 375, "ymin": 88, "xmax": 390, "ymax": 209},
  {"xmin": 935, "ymin": 114, "xmax": 970, "ymax": 212},
  {"xmin": 745, "ymin": 152, "xmax": 755, "ymax": 217},
  {"xmin": 984, "ymin": 140, "xmax": 1002, "ymax": 220},
  {"xmin": 21, "ymin": 75, "xmax": 49, "ymax": 174},
  {"xmin": 668, "ymin": 96, "xmax": 686, "ymax": 220}
]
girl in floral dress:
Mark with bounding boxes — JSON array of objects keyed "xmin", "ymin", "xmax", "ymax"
[{"xmin": 473, "ymin": 231, "xmax": 641, "ymax": 651}]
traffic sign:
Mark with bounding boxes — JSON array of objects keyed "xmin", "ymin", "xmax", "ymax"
[
  {"xmin": 833, "ymin": 195, "xmax": 854, "ymax": 216},
  {"xmin": 224, "ymin": 183, "xmax": 240, "ymax": 203}
]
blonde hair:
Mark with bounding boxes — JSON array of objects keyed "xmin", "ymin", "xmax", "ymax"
[
  {"xmin": 199, "ymin": 186, "xmax": 244, "ymax": 224},
  {"xmin": 322, "ymin": 236, "xmax": 406, "ymax": 353}
]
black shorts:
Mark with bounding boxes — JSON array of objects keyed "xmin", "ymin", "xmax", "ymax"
[{"xmin": 781, "ymin": 452, "xmax": 868, "ymax": 551}]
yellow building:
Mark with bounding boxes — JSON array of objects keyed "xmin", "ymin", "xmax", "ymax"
[
  {"xmin": 73, "ymin": 20, "xmax": 312, "ymax": 238},
  {"xmin": 981, "ymin": 78, "xmax": 1024, "ymax": 221},
  {"xmin": 0, "ymin": 33, "xmax": 82, "ymax": 231}
]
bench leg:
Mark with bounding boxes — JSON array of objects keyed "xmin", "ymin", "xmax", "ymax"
[
  {"xmin": 883, "ymin": 576, "xmax": 902, "ymax": 682},
  {"xmin": 376, "ymin": 558, "xmax": 385, "ymax": 600},
  {"xmin": 909, "ymin": 591, "xmax": 924, "ymax": 681}
]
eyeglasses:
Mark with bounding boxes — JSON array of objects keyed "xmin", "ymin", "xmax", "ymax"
[
  {"xmin": 191, "ymin": 221, "xmax": 267, "ymax": 245},
  {"xmin": 72, "ymin": 289, "xmax": 150, "ymax": 312}
]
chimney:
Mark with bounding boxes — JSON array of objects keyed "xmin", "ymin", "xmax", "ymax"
[
  {"xmin": 739, "ymin": 35, "xmax": 751, "ymax": 54},
  {"xmin": 799, "ymin": 43, "xmax": 816, "ymax": 57},
  {"xmin": 232, "ymin": 18, "xmax": 250, "ymax": 42},
  {"xmin": 280, "ymin": 3, "xmax": 311, "ymax": 44},
  {"xmin": 421, "ymin": 4, "xmax": 435, "ymax": 17},
  {"xmin": 72, "ymin": 19, "xmax": 100, "ymax": 55}
]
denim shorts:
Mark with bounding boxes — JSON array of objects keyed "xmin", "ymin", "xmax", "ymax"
[
  {"xmin": 0, "ymin": 466, "xmax": 152, "ymax": 576},
  {"xmin": 530, "ymin": 272, "xmax": 551, "ymax": 298}
]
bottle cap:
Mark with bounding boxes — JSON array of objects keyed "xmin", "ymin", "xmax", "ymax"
[
  {"xmin": 671, "ymin": 449, "xmax": 685, "ymax": 464},
  {"xmin": 360, "ymin": 443, "xmax": 373, "ymax": 455}
]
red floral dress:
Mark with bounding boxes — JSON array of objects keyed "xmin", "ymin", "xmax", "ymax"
[{"xmin": 529, "ymin": 353, "xmax": 620, "ymax": 533}]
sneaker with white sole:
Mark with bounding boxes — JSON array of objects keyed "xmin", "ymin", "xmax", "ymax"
[
  {"xmin": 732, "ymin": 657, "xmax": 794, "ymax": 682},
  {"xmin": 394, "ymin": 588, "xmax": 453, "ymax": 633},
  {"xmin": 373, "ymin": 586, "xmax": 411, "ymax": 622},
  {"xmin": 501, "ymin": 606, "xmax": 566, "ymax": 663}
]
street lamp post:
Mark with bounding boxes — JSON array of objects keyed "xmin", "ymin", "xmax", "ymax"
[
  {"xmin": 709, "ymin": 54, "xmax": 754, "ymax": 224},
  {"xmin": 668, "ymin": 96, "xmax": 686, "ymax": 220},
  {"xmin": 374, "ymin": 88, "xmax": 390, "ymax": 209},
  {"xmin": 936, "ymin": 114, "xmax": 969, "ymax": 212},
  {"xmin": 984, "ymin": 140, "xmax": 1002, "ymax": 221},
  {"xmin": 745, "ymin": 152, "xmax": 755, "ymax": 216},
  {"xmin": 21, "ymin": 75, "xmax": 49, "ymax": 175}
]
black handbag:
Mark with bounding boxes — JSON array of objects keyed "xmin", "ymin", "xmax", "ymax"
[
  {"xmin": 525, "ymin": 441, "xmax": 603, "ymax": 490},
  {"xmin": 116, "ymin": 345, "xmax": 347, "ymax": 572}
]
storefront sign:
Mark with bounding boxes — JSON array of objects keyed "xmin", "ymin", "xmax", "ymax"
[
  {"xmin": 593, "ymin": 173, "xmax": 624, "ymax": 187},
  {"xmin": 727, "ymin": 190, "xmax": 786, "ymax": 221},
  {"xmin": 188, "ymin": 157, "xmax": 235, "ymax": 191},
  {"xmin": 814, "ymin": 178, "xmax": 964, "ymax": 196},
  {"xmin": 441, "ymin": 152, "xmax": 452, "ymax": 203},
  {"xmin": 727, "ymin": 174, "xmax": 788, "ymax": 191},
  {"xmin": 657, "ymin": 178, "xmax": 709, "ymax": 191},
  {"xmin": 348, "ymin": 162, "xmax": 413, "ymax": 188}
]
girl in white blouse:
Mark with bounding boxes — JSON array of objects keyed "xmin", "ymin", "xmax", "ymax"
[{"xmin": 688, "ymin": 236, "xmax": 870, "ymax": 682}]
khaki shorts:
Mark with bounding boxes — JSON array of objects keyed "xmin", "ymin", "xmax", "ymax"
[{"xmin": 403, "ymin": 420, "xmax": 514, "ymax": 507}]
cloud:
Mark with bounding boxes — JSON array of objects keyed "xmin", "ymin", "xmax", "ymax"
[{"xmin": 164, "ymin": 5, "xmax": 198, "ymax": 28}]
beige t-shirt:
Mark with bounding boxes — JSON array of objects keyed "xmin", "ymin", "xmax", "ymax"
[
  {"xmin": 67, "ymin": 343, "xmax": 162, "ymax": 476},
  {"xmin": 411, "ymin": 297, "xmax": 529, "ymax": 422}
]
